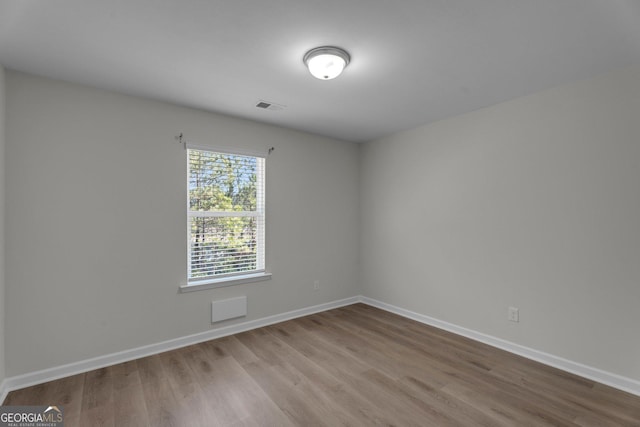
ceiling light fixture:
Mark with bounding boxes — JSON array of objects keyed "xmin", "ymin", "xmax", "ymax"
[{"xmin": 303, "ymin": 46, "xmax": 350, "ymax": 80}]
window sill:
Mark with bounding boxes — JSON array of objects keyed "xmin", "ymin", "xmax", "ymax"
[{"xmin": 179, "ymin": 272, "xmax": 272, "ymax": 293}]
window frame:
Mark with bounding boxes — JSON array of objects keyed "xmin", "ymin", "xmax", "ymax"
[{"xmin": 180, "ymin": 145, "xmax": 271, "ymax": 293}]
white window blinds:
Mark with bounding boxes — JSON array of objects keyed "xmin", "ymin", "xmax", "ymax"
[{"xmin": 187, "ymin": 148, "xmax": 265, "ymax": 282}]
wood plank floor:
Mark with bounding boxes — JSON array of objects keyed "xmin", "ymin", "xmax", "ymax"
[{"xmin": 4, "ymin": 303, "xmax": 640, "ymax": 426}]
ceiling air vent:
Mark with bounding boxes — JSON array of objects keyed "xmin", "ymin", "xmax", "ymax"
[{"xmin": 255, "ymin": 100, "xmax": 286, "ymax": 111}]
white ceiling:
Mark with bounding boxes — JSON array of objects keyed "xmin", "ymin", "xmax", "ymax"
[{"xmin": 1, "ymin": 1, "xmax": 639, "ymax": 142}]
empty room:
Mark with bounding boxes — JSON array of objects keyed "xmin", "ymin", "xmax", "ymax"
[{"xmin": 0, "ymin": 0, "xmax": 640, "ymax": 425}]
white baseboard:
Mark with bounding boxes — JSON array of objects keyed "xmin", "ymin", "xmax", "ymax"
[
  {"xmin": 359, "ymin": 296, "xmax": 640, "ymax": 397},
  {"xmin": 1, "ymin": 296, "xmax": 359, "ymax": 400},
  {"xmin": 0, "ymin": 379, "xmax": 8, "ymax": 405},
  {"xmin": 2, "ymin": 294, "xmax": 639, "ymax": 402}
]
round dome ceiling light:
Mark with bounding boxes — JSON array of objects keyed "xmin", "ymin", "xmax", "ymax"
[{"xmin": 303, "ymin": 46, "xmax": 350, "ymax": 80}]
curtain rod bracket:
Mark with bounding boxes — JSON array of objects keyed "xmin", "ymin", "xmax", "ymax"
[{"xmin": 175, "ymin": 133, "xmax": 186, "ymax": 149}]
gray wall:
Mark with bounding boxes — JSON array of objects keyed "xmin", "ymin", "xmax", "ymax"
[
  {"xmin": 0, "ymin": 65, "xmax": 6, "ymax": 384},
  {"xmin": 5, "ymin": 71, "xmax": 361, "ymax": 376},
  {"xmin": 360, "ymin": 65, "xmax": 640, "ymax": 381},
  {"xmin": 5, "ymin": 64, "xmax": 640, "ymax": 383}
]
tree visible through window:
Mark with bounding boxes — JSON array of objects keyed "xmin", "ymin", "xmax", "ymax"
[{"xmin": 187, "ymin": 148, "xmax": 265, "ymax": 282}]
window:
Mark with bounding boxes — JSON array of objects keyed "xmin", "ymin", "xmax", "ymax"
[{"xmin": 185, "ymin": 147, "xmax": 267, "ymax": 289}]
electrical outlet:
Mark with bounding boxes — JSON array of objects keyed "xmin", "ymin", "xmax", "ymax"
[
  {"xmin": 313, "ymin": 280, "xmax": 320, "ymax": 291},
  {"xmin": 508, "ymin": 306, "xmax": 519, "ymax": 322}
]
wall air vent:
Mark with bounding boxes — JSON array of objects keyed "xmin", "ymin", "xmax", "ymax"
[{"xmin": 255, "ymin": 100, "xmax": 286, "ymax": 111}]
